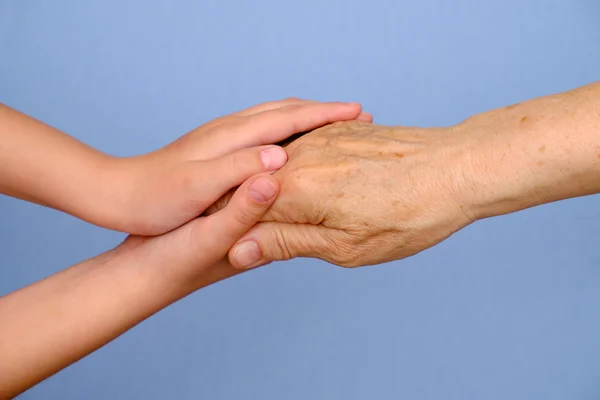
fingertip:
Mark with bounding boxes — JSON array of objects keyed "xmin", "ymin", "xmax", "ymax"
[
  {"xmin": 260, "ymin": 145, "xmax": 288, "ymax": 171},
  {"xmin": 247, "ymin": 174, "xmax": 279, "ymax": 203},
  {"xmin": 209, "ymin": 175, "xmax": 279, "ymax": 253},
  {"xmin": 337, "ymin": 101, "xmax": 362, "ymax": 111},
  {"xmin": 328, "ymin": 101, "xmax": 363, "ymax": 118},
  {"xmin": 229, "ymin": 240, "xmax": 265, "ymax": 269},
  {"xmin": 357, "ymin": 111, "xmax": 374, "ymax": 123}
]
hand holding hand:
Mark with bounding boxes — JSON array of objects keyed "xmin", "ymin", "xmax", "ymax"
[
  {"xmin": 225, "ymin": 81, "xmax": 600, "ymax": 269},
  {"xmin": 99, "ymin": 99, "xmax": 371, "ymax": 235},
  {"xmin": 120, "ymin": 172, "xmax": 282, "ymax": 287},
  {"xmin": 0, "ymin": 152, "xmax": 286, "ymax": 399},
  {"xmin": 220, "ymin": 121, "xmax": 478, "ymax": 268}
]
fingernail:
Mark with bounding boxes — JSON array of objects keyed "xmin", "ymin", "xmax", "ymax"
[
  {"xmin": 260, "ymin": 146, "xmax": 287, "ymax": 171},
  {"xmin": 249, "ymin": 177, "xmax": 277, "ymax": 202},
  {"xmin": 231, "ymin": 241, "xmax": 262, "ymax": 269}
]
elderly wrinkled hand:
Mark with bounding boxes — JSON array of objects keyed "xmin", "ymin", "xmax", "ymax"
[
  {"xmin": 214, "ymin": 120, "xmax": 480, "ymax": 268},
  {"xmin": 225, "ymin": 83, "xmax": 600, "ymax": 269}
]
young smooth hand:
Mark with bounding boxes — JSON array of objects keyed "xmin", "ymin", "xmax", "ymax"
[
  {"xmin": 0, "ymin": 99, "xmax": 371, "ymax": 235},
  {"xmin": 0, "ymin": 165, "xmax": 284, "ymax": 399}
]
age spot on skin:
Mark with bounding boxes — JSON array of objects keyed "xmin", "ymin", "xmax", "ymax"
[
  {"xmin": 519, "ymin": 115, "xmax": 538, "ymax": 130},
  {"xmin": 537, "ymin": 160, "xmax": 544, "ymax": 166},
  {"xmin": 394, "ymin": 153, "xmax": 404, "ymax": 158},
  {"xmin": 538, "ymin": 145, "xmax": 546, "ymax": 153}
]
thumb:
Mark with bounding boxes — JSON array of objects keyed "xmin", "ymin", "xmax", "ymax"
[
  {"xmin": 228, "ymin": 222, "xmax": 334, "ymax": 269},
  {"xmin": 199, "ymin": 174, "xmax": 280, "ymax": 256},
  {"xmin": 186, "ymin": 145, "xmax": 287, "ymax": 213}
]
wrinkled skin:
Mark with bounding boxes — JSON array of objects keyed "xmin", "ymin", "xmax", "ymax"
[{"xmin": 210, "ymin": 120, "xmax": 481, "ymax": 268}]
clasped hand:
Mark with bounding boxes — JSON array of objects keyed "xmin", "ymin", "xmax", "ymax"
[{"xmin": 95, "ymin": 98, "xmax": 374, "ymax": 281}]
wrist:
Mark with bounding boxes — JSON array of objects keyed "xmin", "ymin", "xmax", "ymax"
[
  {"xmin": 457, "ymin": 100, "xmax": 600, "ymax": 221},
  {"xmin": 43, "ymin": 151, "xmax": 124, "ymax": 228},
  {"xmin": 115, "ymin": 232, "xmax": 243, "ymax": 295},
  {"xmin": 76, "ymin": 155, "xmax": 138, "ymax": 232},
  {"xmin": 457, "ymin": 118, "xmax": 536, "ymax": 220}
]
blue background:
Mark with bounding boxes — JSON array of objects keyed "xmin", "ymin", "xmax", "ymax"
[{"xmin": 1, "ymin": 1, "xmax": 600, "ymax": 399}]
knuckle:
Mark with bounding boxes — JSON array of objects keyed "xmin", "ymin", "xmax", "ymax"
[
  {"xmin": 272, "ymin": 225, "xmax": 294, "ymax": 260},
  {"xmin": 254, "ymin": 101, "xmax": 277, "ymax": 111},
  {"xmin": 282, "ymin": 96, "xmax": 301, "ymax": 103},
  {"xmin": 210, "ymin": 115, "xmax": 241, "ymax": 131},
  {"xmin": 278, "ymin": 104, "xmax": 302, "ymax": 115},
  {"xmin": 231, "ymin": 201, "xmax": 258, "ymax": 226}
]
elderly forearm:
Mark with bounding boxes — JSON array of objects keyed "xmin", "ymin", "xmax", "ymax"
[
  {"xmin": 459, "ymin": 82, "xmax": 600, "ymax": 220},
  {"xmin": 0, "ymin": 241, "xmax": 239, "ymax": 399}
]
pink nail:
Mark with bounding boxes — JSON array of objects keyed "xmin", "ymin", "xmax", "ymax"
[
  {"xmin": 231, "ymin": 241, "xmax": 262, "ymax": 269},
  {"xmin": 260, "ymin": 146, "xmax": 287, "ymax": 171},
  {"xmin": 248, "ymin": 177, "xmax": 277, "ymax": 202}
]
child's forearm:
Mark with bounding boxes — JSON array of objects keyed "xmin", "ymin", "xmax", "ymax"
[
  {"xmin": 0, "ymin": 100, "xmax": 368, "ymax": 235},
  {"xmin": 0, "ymin": 239, "xmax": 240, "ymax": 399},
  {"xmin": 0, "ymin": 103, "xmax": 118, "ymax": 223}
]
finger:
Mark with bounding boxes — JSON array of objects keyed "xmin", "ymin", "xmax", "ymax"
[
  {"xmin": 201, "ymin": 174, "xmax": 280, "ymax": 255},
  {"xmin": 215, "ymin": 102, "xmax": 364, "ymax": 155},
  {"xmin": 185, "ymin": 145, "xmax": 287, "ymax": 213},
  {"xmin": 202, "ymin": 98, "xmax": 315, "ymax": 130},
  {"xmin": 228, "ymin": 222, "xmax": 333, "ymax": 269},
  {"xmin": 273, "ymin": 112, "xmax": 371, "ymax": 147},
  {"xmin": 357, "ymin": 111, "xmax": 374, "ymax": 123},
  {"xmin": 233, "ymin": 98, "xmax": 316, "ymax": 116}
]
